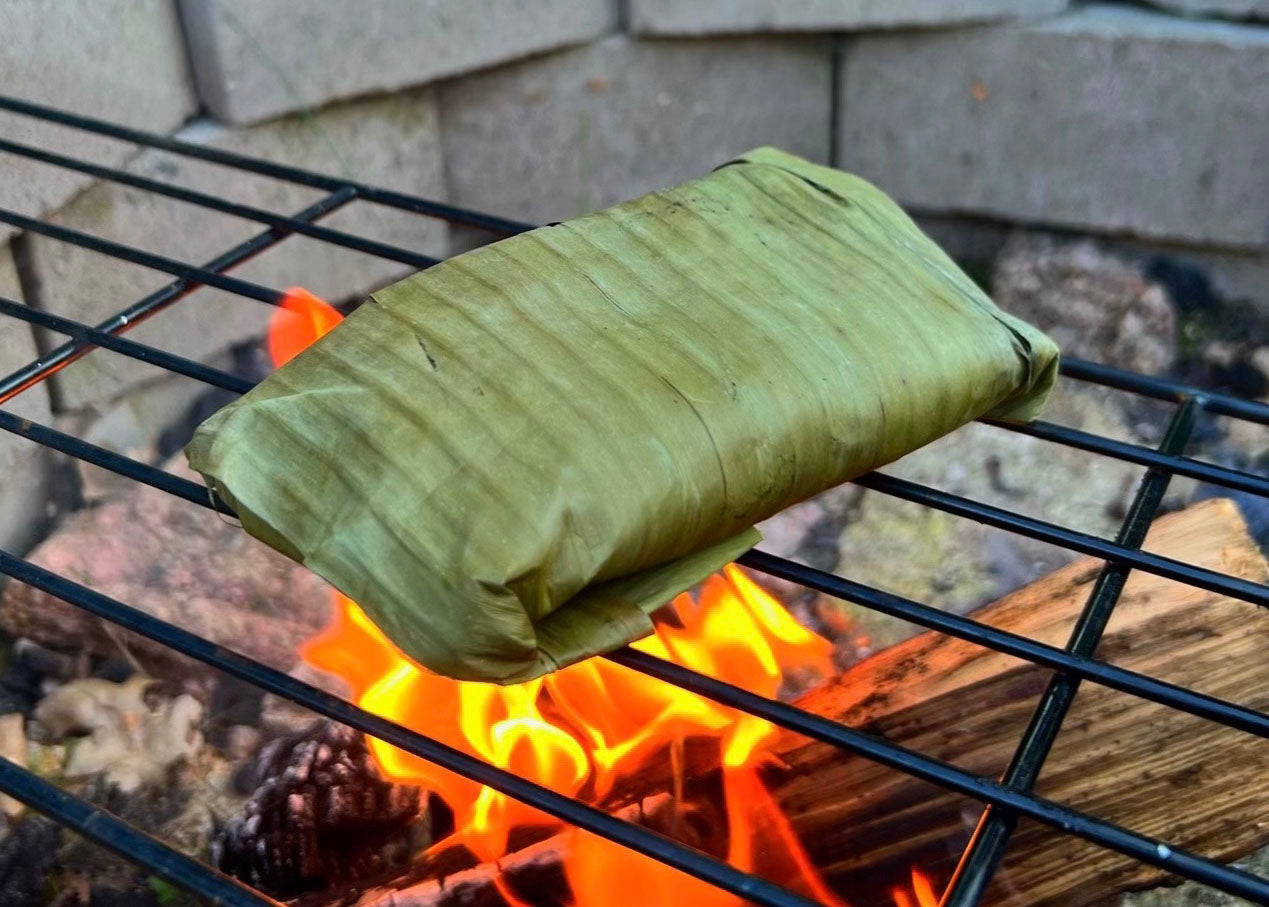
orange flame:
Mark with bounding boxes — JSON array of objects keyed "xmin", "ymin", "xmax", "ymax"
[
  {"xmin": 268, "ymin": 286, "xmax": 343, "ymax": 367},
  {"xmin": 273, "ymin": 288, "xmax": 930, "ymax": 907},
  {"xmin": 890, "ymin": 869, "xmax": 940, "ymax": 907},
  {"xmin": 301, "ymin": 570, "xmax": 836, "ymax": 868}
]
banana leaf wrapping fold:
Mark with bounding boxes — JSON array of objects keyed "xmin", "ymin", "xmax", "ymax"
[{"xmin": 186, "ymin": 148, "xmax": 1059, "ymax": 684}]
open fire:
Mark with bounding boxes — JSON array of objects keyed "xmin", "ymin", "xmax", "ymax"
[{"xmin": 270, "ymin": 288, "xmax": 936, "ymax": 907}]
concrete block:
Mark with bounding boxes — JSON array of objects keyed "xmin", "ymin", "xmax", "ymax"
[
  {"xmin": 439, "ymin": 34, "xmax": 833, "ymax": 230},
  {"xmin": 27, "ymin": 88, "xmax": 448, "ymax": 411},
  {"xmin": 0, "ymin": 0, "xmax": 197, "ymax": 244},
  {"xmin": 838, "ymin": 4, "xmax": 1269, "ymax": 248},
  {"xmin": 0, "ymin": 246, "xmax": 54, "ymax": 556},
  {"xmin": 180, "ymin": 0, "xmax": 617, "ymax": 125},
  {"xmin": 629, "ymin": 0, "xmax": 1067, "ymax": 34},
  {"xmin": 1145, "ymin": 0, "xmax": 1268, "ymax": 20}
]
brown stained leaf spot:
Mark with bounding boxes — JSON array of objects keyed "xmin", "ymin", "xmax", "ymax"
[
  {"xmin": 970, "ymin": 79, "xmax": 990, "ymax": 103},
  {"xmin": 586, "ymin": 75, "xmax": 610, "ymax": 93}
]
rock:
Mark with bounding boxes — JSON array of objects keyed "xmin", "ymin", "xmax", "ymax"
[
  {"xmin": 0, "ymin": 246, "xmax": 55, "ymax": 560},
  {"xmin": 1117, "ymin": 844, "xmax": 1269, "ymax": 904},
  {"xmin": 916, "ymin": 214, "xmax": 1269, "ymax": 325},
  {"xmin": 259, "ymin": 662, "xmax": 350, "ymax": 740},
  {"xmin": 0, "ymin": 715, "xmax": 24, "ymax": 820},
  {"xmin": 53, "ymin": 746, "xmax": 247, "ymax": 902},
  {"xmin": 10, "ymin": 639, "xmax": 81, "ymax": 685},
  {"xmin": 223, "ymin": 724, "xmax": 263, "ymax": 762},
  {"xmin": 0, "ymin": 456, "xmax": 334, "ymax": 685},
  {"xmin": 752, "ymin": 484, "xmax": 866, "ymax": 633},
  {"xmin": 1178, "ymin": 336, "xmax": 1269, "ymax": 403},
  {"xmin": 180, "ymin": 0, "xmax": 616, "ymax": 124},
  {"xmin": 1249, "ymin": 347, "xmax": 1269, "ymax": 389},
  {"xmin": 629, "ymin": 0, "xmax": 1067, "ymax": 34},
  {"xmin": 33, "ymin": 676, "xmax": 203, "ymax": 793},
  {"xmin": 838, "ymin": 4, "xmax": 1269, "ymax": 248},
  {"xmin": 0, "ymin": 816, "xmax": 61, "ymax": 906},
  {"xmin": 991, "ymin": 235, "xmax": 1178, "ymax": 375},
  {"xmin": 32, "ymin": 676, "xmax": 153, "ymax": 739},
  {"xmin": 786, "ymin": 382, "xmax": 1151, "ymax": 652},
  {"xmin": 0, "ymin": 640, "xmax": 60, "ymax": 717},
  {"xmin": 215, "ymin": 721, "xmax": 423, "ymax": 899},
  {"xmin": 1221, "ymin": 417, "xmax": 1269, "ymax": 468}
]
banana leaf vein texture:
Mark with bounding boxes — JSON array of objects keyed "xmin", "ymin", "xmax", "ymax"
[{"xmin": 187, "ymin": 147, "xmax": 1059, "ymax": 683}]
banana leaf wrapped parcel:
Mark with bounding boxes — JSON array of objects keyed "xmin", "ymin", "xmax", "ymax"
[{"xmin": 187, "ymin": 148, "xmax": 1059, "ymax": 683}]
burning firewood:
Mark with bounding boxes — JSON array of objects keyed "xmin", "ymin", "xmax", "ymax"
[{"xmin": 357, "ymin": 498, "xmax": 1268, "ymax": 907}]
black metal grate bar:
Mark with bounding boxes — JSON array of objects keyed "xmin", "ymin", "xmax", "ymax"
[
  {"xmin": 0, "ymin": 409, "xmax": 233, "ymax": 513},
  {"xmin": 1, "ymin": 217, "xmax": 1263, "ymax": 607},
  {"xmin": 0, "ymin": 295, "xmax": 253, "ymax": 396},
  {"xmin": 1, "ymin": 546, "xmax": 1267, "ymax": 905},
  {"xmin": 855, "ymin": 471, "xmax": 1269, "ymax": 607},
  {"xmin": 4, "ymin": 98, "xmax": 1267, "ymax": 493},
  {"xmin": 941, "ymin": 400, "xmax": 1197, "ymax": 906},
  {"xmin": 0, "ymin": 135, "xmax": 440, "ymax": 270},
  {"xmin": 0, "ymin": 93, "xmax": 533, "ymax": 236},
  {"xmin": 736, "ymin": 549, "xmax": 1269, "ymax": 739},
  {"xmin": 0, "ymin": 92, "xmax": 1264, "ymax": 907},
  {"xmin": 0, "ymin": 188, "xmax": 354, "ymax": 405},
  {"xmin": 0, "ymin": 550, "xmax": 820, "ymax": 907},
  {"xmin": 0, "ymin": 404, "xmax": 1260, "ymax": 740},
  {"xmin": 1061, "ymin": 356, "xmax": 1269, "ymax": 424},
  {"xmin": 0, "ymin": 379, "xmax": 1231, "ymax": 745},
  {"xmin": 0, "ymin": 756, "xmax": 279, "ymax": 907},
  {"xmin": 0, "ymin": 207, "xmax": 282, "ymax": 304},
  {"xmin": 984, "ymin": 417, "xmax": 1269, "ymax": 498}
]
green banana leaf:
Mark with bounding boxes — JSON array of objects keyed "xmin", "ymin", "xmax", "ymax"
[{"xmin": 187, "ymin": 147, "xmax": 1059, "ymax": 684}]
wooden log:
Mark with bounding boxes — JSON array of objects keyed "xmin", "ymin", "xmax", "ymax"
[
  {"xmin": 780, "ymin": 497, "xmax": 1269, "ymax": 904},
  {"xmin": 362, "ymin": 498, "xmax": 1269, "ymax": 907}
]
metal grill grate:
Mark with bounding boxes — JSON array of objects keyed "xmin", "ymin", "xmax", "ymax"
[{"xmin": 0, "ymin": 94, "xmax": 1265, "ymax": 907}]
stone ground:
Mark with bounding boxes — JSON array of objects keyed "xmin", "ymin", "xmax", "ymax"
[{"xmin": 1120, "ymin": 849, "xmax": 1269, "ymax": 905}]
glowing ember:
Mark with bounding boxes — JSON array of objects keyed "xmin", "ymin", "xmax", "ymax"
[{"xmin": 273, "ymin": 288, "xmax": 932, "ymax": 907}]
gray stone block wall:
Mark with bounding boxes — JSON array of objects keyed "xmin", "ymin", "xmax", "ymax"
[
  {"xmin": 0, "ymin": 247, "xmax": 54, "ymax": 556},
  {"xmin": 439, "ymin": 34, "xmax": 833, "ymax": 230},
  {"xmin": 179, "ymin": 0, "xmax": 618, "ymax": 124},
  {"xmin": 838, "ymin": 4, "xmax": 1269, "ymax": 249},
  {"xmin": 1145, "ymin": 0, "xmax": 1269, "ymax": 20},
  {"xmin": 629, "ymin": 0, "xmax": 1067, "ymax": 34},
  {"xmin": 0, "ymin": 0, "xmax": 197, "ymax": 245},
  {"xmin": 25, "ymin": 88, "xmax": 447, "ymax": 411}
]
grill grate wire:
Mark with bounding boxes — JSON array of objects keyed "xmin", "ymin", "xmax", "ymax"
[{"xmin": 0, "ymin": 95, "xmax": 1265, "ymax": 907}]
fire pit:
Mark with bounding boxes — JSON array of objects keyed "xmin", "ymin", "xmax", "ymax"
[{"xmin": 0, "ymin": 93, "xmax": 1265, "ymax": 907}]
